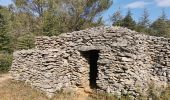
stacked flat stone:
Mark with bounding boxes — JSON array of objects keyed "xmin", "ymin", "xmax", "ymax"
[{"xmin": 10, "ymin": 26, "xmax": 170, "ymax": 98}]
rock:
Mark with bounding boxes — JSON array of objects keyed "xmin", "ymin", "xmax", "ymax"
[
  {"xmin": 121, "ymin": 57, "xmax": 133, "ymax": 62},
  {"xmin": 106, "ymin": 86, "xmax": 111, "ymax": 93},
  {"xmin": 121, "ymin": 89, "xmax": 128, "ymax": 95},
  {"xmin": 98, "ymin": 59, "xmax": 111, "ymax": 64},
  {"xmin": 77, "ymin": 46, "xmax": 106, "ymax": 51},
  {"xmin": 118, "ymin": 39, "xmax": 128, "ymax": 47}
]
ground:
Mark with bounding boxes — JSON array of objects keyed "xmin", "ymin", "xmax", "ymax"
[
  {"xmin": 0, "ymin": 74, "xmax": 11, "ymax": 83},
  {"xmin": 0, "ymin": 74, "xmax": 169, "ymax": 100},
  {"xmin": 0, "ymin": 74, "xmax": 110, "ymax": 100}
]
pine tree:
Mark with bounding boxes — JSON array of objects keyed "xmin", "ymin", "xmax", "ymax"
[
  {"xmin": 111, "ymin": 8, "xmax": 123, "ymax": 26},
  {"xmin": 136, "ymin": 8, "xmax": 150, "ymax": 33},
  {"xmin": 138, "ymin": 8, "xmax": 150, "ymax": 28},
  {"xmin": 160, "ymin": 9, "xmax": 167, "ymax": 21},
  {"xmin": 0, "ymin": 6, "xmax": 12, "ymax": 53},
  {"xmin": 150, "ymin": 10, "xmax": 170, "ymax": 37},
  {"xmin": 122, "ymin": 9, "xmax": 136, "ymax": 30},
  {"xmin": 0, "ymin": 6, "xmax": 13, "ymax": 72}
]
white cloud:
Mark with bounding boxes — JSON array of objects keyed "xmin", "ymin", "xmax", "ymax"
[
  {"xmin": 125, "ymin": 1, "xmax": 150, "ymax": 9},
  {"xmin": 155, "ymin": 0, "xmax": 170, "ymax": 7}
]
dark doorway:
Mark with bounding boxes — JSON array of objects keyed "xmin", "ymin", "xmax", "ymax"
[{"xmin": 81, "ymin": 50, "xmax": 99, "ymax": 89}]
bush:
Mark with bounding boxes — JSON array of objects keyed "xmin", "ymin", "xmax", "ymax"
[
  {"xmin": 0, "ymin": 53, "xmax": 13, "ymax": 73},
  {"xmin": 15, "ymin": 34, "xmax": 35, "ymax": 50},
  {"xmin": 160, "ymin": 85, "xmax": 170, "ymax": 100}
]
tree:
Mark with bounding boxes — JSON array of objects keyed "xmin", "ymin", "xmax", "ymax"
[
  {"xmin": 12, "ymin": 0, "xmax": 113, "ymax": 36},
  {"xmin": 138, "ymin": 8, "xmax": 150, "ymax": 28},
  {"xmin": 136, "ymin": 8, "xmax": 150, "ymax": 33},
  {"xmin": 0, "ymin": 6, "xmax": 12, "ymax": 53},
  {"xmin": 111, "ymin": 8, "xmax": 123, "ymax": 26},
  {"xmin": 0, "ymin": 53, "xmax": 13, "ymax": 72},
  {"xmin": 150, "ymin": 10, "xmax": 170, "ymax": 37},
  {"xmin": 16, "ymin": 34, "xmax": 35, "ymax": 50},
  {"xmin": 0, "ymin": 6, "xmax": 13, "ymax": 72},
  {"xmin": 121, "ymin": 9, "xmax": 136, "ymax": 30},
  {"xmin": 160, "ymin": 9, "xmax": 167, "ymax": 21},
  {"xmin": 12, "ymin": 0, "xmax": 48, "ymax": 17}
]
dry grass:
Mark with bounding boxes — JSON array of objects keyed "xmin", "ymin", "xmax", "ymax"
[
  {"xmin": 0, "ymin": 79, "xmax": 169, "ymax": 100},
  {"xmin": 0, "ymin": 79, "xmax": 90, "ymax": 100},
  {"xmin": 0, "ymin": 74, "xmax": 115, "ymax": 100},
  {"xmin": 0, "ymin": 79, "xmax": 48, "ymax": 100}
]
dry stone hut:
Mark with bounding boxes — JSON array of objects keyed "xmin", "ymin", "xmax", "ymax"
[{"xmin": 10, "ymin": 26, "xmax": 170, "ymax": 98}]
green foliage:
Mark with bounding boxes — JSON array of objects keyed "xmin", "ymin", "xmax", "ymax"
[
  {"xmin": 111, "ymin": 8, "xmax": 123, "ymax": 26},
  {"xmin": 0, "ymin": 6, "xmax": 13, "ymax": 53},
  {"xmin": 138, "ymin": 8, "xmax": 150, "ymax": 28},
  {"xmin": 11, "ymin": 0, "xmax": 113, "ymax": 36},
  {"xmin": 42, "ymin": 12, "xmax": 58, "ymax": 36},
  {"xmin": 112, "ymin": 9, "xmax": 136, "ymax": 30},
  {"xmin": 15, "ymin": 34, "xmax": 35, "ymax": 50},
  {"xmin": 138, "ymin": 9, "xmax": 170, "ymax": 37},
  {"xmin": 150, "ymin": 18, "xmax": 170, "ymax": 37},
  {"xmin": 136, "ymin": 8, "xmax": 150, "ymax": 33},
  {"xmin": 0, "ymin": 6, "xmax": 13, "ymax": 72},
  {"xmin": 0, "ymin": 32, "xmax": 12, "ymax": 53},
  {"xmin": 150, "ymin": 10, "xmax": 170, "ymax": 37},
  {"xmin": 135, "ymin": 83, "xmax": 170, "ymax": 100},
  {"xmin": 90, "ymin": 91, "xmax": 116, "ymax": 100},
  {"xmin": 122, "ymin": 9, "xmax": 136, "ymax": 30},
  {"xmin": 160, "ymin": 85, "xmax": 170, "ymax": 100},
  {"xmin": 111, "ymin": 8, "xmax": 170, "ymax": 38},
  {"xmin": 0, "ymin": 54, "xmax": 13, "ymax": 73},
  {"xmin": 146, "ymin": 83, "xmax": 160, "ymax": 100}
]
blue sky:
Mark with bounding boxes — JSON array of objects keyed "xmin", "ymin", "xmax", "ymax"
[
  {"xmin": 0, "ymin": 0, "xmax": 170, "ymax": 25},
  {"xmin": 0, "ymin": 0, "xmax": 12, "ymax": 6},
  {"xmin": 103, "ymin": 0, "xmax": 170, "ymax": 25}
]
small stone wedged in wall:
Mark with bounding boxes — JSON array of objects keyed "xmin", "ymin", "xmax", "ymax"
[{"xmin": 11, "ymin": 26, "xmax": 170, "ymax": 98}]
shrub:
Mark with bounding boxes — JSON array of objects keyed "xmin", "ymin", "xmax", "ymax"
[
  {"xmin": 0, "ymin": 53, "xmax": 13, "ymax": 73},
  {"xmin": 15, "ymin": 34, "xmax": 35, "ymax": 50},
  {"xmin": 160, "ymin": 85, "xmax": 170, "ymax": 100}
]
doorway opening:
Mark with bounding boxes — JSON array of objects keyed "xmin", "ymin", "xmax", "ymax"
[{"xmin": 81, "ymin": 50, "xmax": 99, "ymax": 89}]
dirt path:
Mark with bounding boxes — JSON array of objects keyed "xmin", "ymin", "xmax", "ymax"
[{"xmin": 0, "ymin": 74, "xmax": 12, "ymax": 83}]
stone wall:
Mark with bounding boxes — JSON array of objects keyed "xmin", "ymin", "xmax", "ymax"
[{"xmin": 10, "ymin": 26, "xmax": 170, "ymax": 98}]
